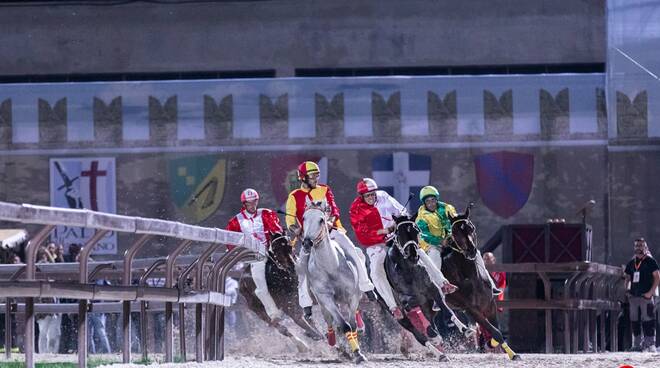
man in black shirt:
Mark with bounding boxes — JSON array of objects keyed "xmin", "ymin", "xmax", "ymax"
[{"xmin": 624, "ymin": 238, "xmax": 660, "ymax": 352}]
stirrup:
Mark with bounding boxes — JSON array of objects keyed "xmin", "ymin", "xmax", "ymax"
[
  {"xmin": 492, "ymin": 287, "xmax": 503, "ymax": 296},
  {"xmin": 432, "ymin": 300, "xmax": 441, "ymax": 312}
]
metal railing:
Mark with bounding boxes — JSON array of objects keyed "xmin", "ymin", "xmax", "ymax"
[
  {"xmin": 488, "ymin": 262, "xmax": 625, "ymax": 353},
  {"xmin": 0, "ymin": 201, "xmax": 264, "ymax": 367}
]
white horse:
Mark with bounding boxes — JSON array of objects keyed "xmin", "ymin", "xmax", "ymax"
[{"xmin": 302, "ymin": 202, "xmax": 366, "ymax": 363}]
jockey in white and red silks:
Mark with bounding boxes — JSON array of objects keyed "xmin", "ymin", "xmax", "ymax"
[{"xmin": 226, "ymin": 188, "xmax": 284, "ymax": 322}]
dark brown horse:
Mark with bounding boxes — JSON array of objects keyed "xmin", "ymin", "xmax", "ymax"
[
  {"xmin": 441, "ymin": 204, "xmax": 520, "ymax": 360},
  {"xmin": 239, "ymin": 231, "xmax": 324, "ymax": 351},
  {"xmin": 381, "ymin": 214, "xmax": 472, "ymax": 361}
]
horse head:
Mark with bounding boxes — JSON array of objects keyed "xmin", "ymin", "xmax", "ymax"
[
  {"xmin": 391, "ymin": 214, "xmax": 421, "ymax": 262},
  {"xmin": 268, "ymin": 231, "xmax": 295, "ymax": 271},
  {"xmin": 302, "ymin": 200, "xmax": 329, "ymax": 250},
  {"xmin": 448, "ymin": 203, "xmax": 478, "ymax": 260}
]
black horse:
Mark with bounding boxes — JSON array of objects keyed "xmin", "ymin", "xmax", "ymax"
[
  {"xmin": 441, "ymin": 204, "xmax": 520, "ymax": 360},
  {"xmin": 380, "ymin": 214, "xmax": 472, "ymax": 361},
  {"xmin": 239, "ymin": 231, "xmax": 324, "ymax": 351}
]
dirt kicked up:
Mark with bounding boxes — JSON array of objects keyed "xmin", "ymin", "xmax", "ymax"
[{"xmin": 8, "ymin": 352, "xmax": 655, "ymax": 368}]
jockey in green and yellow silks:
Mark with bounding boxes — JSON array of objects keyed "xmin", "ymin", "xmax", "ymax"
[
  {"xmin": 415, "ymin": 186, "xmax": 457, "ymax": 253},
  {"xmin": 416, "ymin": 185, "xmax": 502, "ymax": 296}
]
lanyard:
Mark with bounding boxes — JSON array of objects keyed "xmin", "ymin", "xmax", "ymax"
[{"xmin": 634, "ymin": 256, "xmax": 645, "ymax": 271}]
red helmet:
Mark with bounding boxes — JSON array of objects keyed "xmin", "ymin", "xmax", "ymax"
[
  {"xmin": 357, "ymin": 178, "xmax": 378, "ymax": 194},
  {"xmin": 240, "ymin": 188, "xmax": 259, "ymax": 203},
  {"xmin": 297, "ymin": 161, "xmax": 320, "ymax": 180}
]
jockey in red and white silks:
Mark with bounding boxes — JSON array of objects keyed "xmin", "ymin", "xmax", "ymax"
[
  {"xmin": 349, "ymin": 178, "xmax": 456, "ymax": 319},
  {"xmin": 226, "ymin": 188, "xmax": 284, "ymax": 321}
]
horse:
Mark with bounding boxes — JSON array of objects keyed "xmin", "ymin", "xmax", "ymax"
[
  {"xmin": 382, "ymin": 214, "xmax": 472, "ymax": 361},
  {"xmin": 239, "ymin": 231, "xmax": 324, "ymax": 352},
  {"xmin": 301, "ymin": 201, "xmax": 367, "ymax": 363},
  {"xmin": 441, "ymin": 204, "xmax": 520, "ymax": 360}
]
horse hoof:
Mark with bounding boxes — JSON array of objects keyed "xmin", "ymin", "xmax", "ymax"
[
  {"xmin": 438, "ymin": 353, "xmax": 450, "ymax": 362},
  {"xmin": 353, "ymin": 351, "xmax": 368, "ymax": 364},
  {"xmin": 511, "ymin": 354, "xmax": 521, "ymax": 361},
  {"xmin": 304, "ymin": 330, "xmax": 324, "ymax": 341}
]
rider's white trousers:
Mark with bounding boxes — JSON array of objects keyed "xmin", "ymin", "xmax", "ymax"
[
  {"xmin": 296, "ymin": 251, "xmax": 314, "ymax": 308},
  {"xmin": 423, "ymin": 246, "xmax": 451, "ymax": 288},
  {"xmin": 365, "ymin": 244, "xmax": 398, "ymax": 310},
  {"xmin": 427, "ymin": 247, "xmax": 498, "ymax": 291},
  {"xmin": 251, "ymin": 260, "xmax": 283, "ymax": 320},
  {"xmin": 330, "ymin": 230, "xmax": 374, "ymax": 292}
]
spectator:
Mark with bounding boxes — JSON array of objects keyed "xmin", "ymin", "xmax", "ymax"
[
  {"xmin": 52, "ymin": 244, "xmax": 65, "ymax": 263},
  {"xmin": 477, "ymin": 252, "xmax": 507, "ymax": 352},
  {"xmin": 483, "ymin": 252, "xmax": 507, "ymax": 303},
  {"xmin": 36, "ymin": 250, "xmax": 61, "ymax": 354},
  {"xmin": 88, "ymin": 278, "xmax": 112, "ymax": 354},
  {"xmin": 624, "ymin": 238, "xmax": 660, "ymax": 352},
  {"xmin": 65, "ymin": 244, "xmax": 81, "ymax": 263}
]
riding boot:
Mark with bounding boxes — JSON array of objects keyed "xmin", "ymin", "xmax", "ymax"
[
  {"xmin": 331, "ymin": 230, "xmax": 374, "ymax": 292},
  {"xmin": 475, "ymin": 250, "xmax": 502, "ymax": 295},
  {"xmin": 251, "ymin": 260, "xmax": 284, "ymax": 321}
]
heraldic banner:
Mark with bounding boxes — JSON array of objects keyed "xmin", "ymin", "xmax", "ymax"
[{"xmin": 49, "ymin": 157, "xmax": 117, "ymax": 255}]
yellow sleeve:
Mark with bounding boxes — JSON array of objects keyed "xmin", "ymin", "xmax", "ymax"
[
  {"xmin": 285, "ymin": 192, "xmax": 297, "ymax": 228},
  {"xmin": 419, "ymin": 238, "xmax": 431, "ymax": 253},
  {"xmin": 446, "ymin": 204, "xmax": 458, "ymax": 217}
]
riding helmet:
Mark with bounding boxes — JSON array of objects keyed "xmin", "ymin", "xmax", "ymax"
[
  {"xmin": 419, "ymin": 185, "xmax": 440, "ymax": 202},
  {"xmin": 357, "ymin": 178, "xmax": 378, "ymax": 194},
  {"xmin": 297, "ymin": 161, "xmax": 320, "ymax": 180},
  {"xmin": 240, "ymin": 188, "xmax": 260, "ymax": 203}
]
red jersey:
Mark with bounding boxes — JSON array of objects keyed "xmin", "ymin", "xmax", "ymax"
[
  {"xmin": 226, "ymin": 208, "xmax": 283, "ymax": 250},
  {"xmin": 349, "ymin": 190, "xmax": 407, "ymax": 247}
]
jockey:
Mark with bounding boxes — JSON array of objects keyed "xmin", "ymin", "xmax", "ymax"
[
  {"xmin": 350, "ymin": 178, "xmax": 457, "ymax": 319},
  {"xmin": 416, "ymin": 185, "xmax": 502, "ymax": 296},
  {"xmin": 226, "ymin": 188, "xmax": 285, "ymax": 322},
  {"xmin": 286, "ymin": 161, "xmax": 376, "ymax": 318}
]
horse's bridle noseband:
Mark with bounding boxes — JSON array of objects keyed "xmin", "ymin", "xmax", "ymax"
[
  {"xmin": 304, "ymin": 207, "xmax": 330, "ymax": 248},
  {"xmin": 449, "ymin": 218, "xmax": 477, "ymax": 260},
  {"xmin": 267, "ymin": 233, "xmax": 290, "ymax": 269},
  {"xmin": 393, "ymin": 220, "xmax": 420, "ymax": 257}
]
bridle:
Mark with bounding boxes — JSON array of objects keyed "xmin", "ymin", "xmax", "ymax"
[
  {"xmin": 392, "ymin": 220, "xmax": 420, "ymax": 258},
  {"xmin": 267, "ymin": 233, "xmax": 290, "ymax": 269},
  {"xmin": 448, "ymin": 218, "xmax": 477, "ymax": 260},
  {"xmin": 304, "ymin": 207, "xmax": 330, "ymax": 248}
]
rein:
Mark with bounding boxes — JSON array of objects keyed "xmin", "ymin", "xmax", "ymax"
[{"xmin": 267, "ymin": 233, "xmax": 291, "ymax": 269}]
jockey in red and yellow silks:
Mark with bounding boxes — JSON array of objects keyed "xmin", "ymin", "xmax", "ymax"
[
  {"xmin": 285, "ymin": 183, "xmax": 342, "ymax": 231},
  {"xmin": 226, "ymin": 188, "xmax": 284, "ymax": 322},
  {"xmin": 286, "ymin": 161, "xmax": 375, "ymax": 318}
]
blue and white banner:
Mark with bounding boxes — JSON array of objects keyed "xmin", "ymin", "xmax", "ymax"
[
  {"xmin": 372, "ymin": 152, "xmax": 431, "ymax": 211},
  {"xmin": 49, "ymin": 157, "xmax": 117, "ymax": 255}
]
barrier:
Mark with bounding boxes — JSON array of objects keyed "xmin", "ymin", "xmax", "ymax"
[
  {"xmin": 0, "ymin": 201, "xmax": 263, "ymax": 367},
  {"xmin": 488, "ymin": 262, "xmax": 625, "ymax": 353}
]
